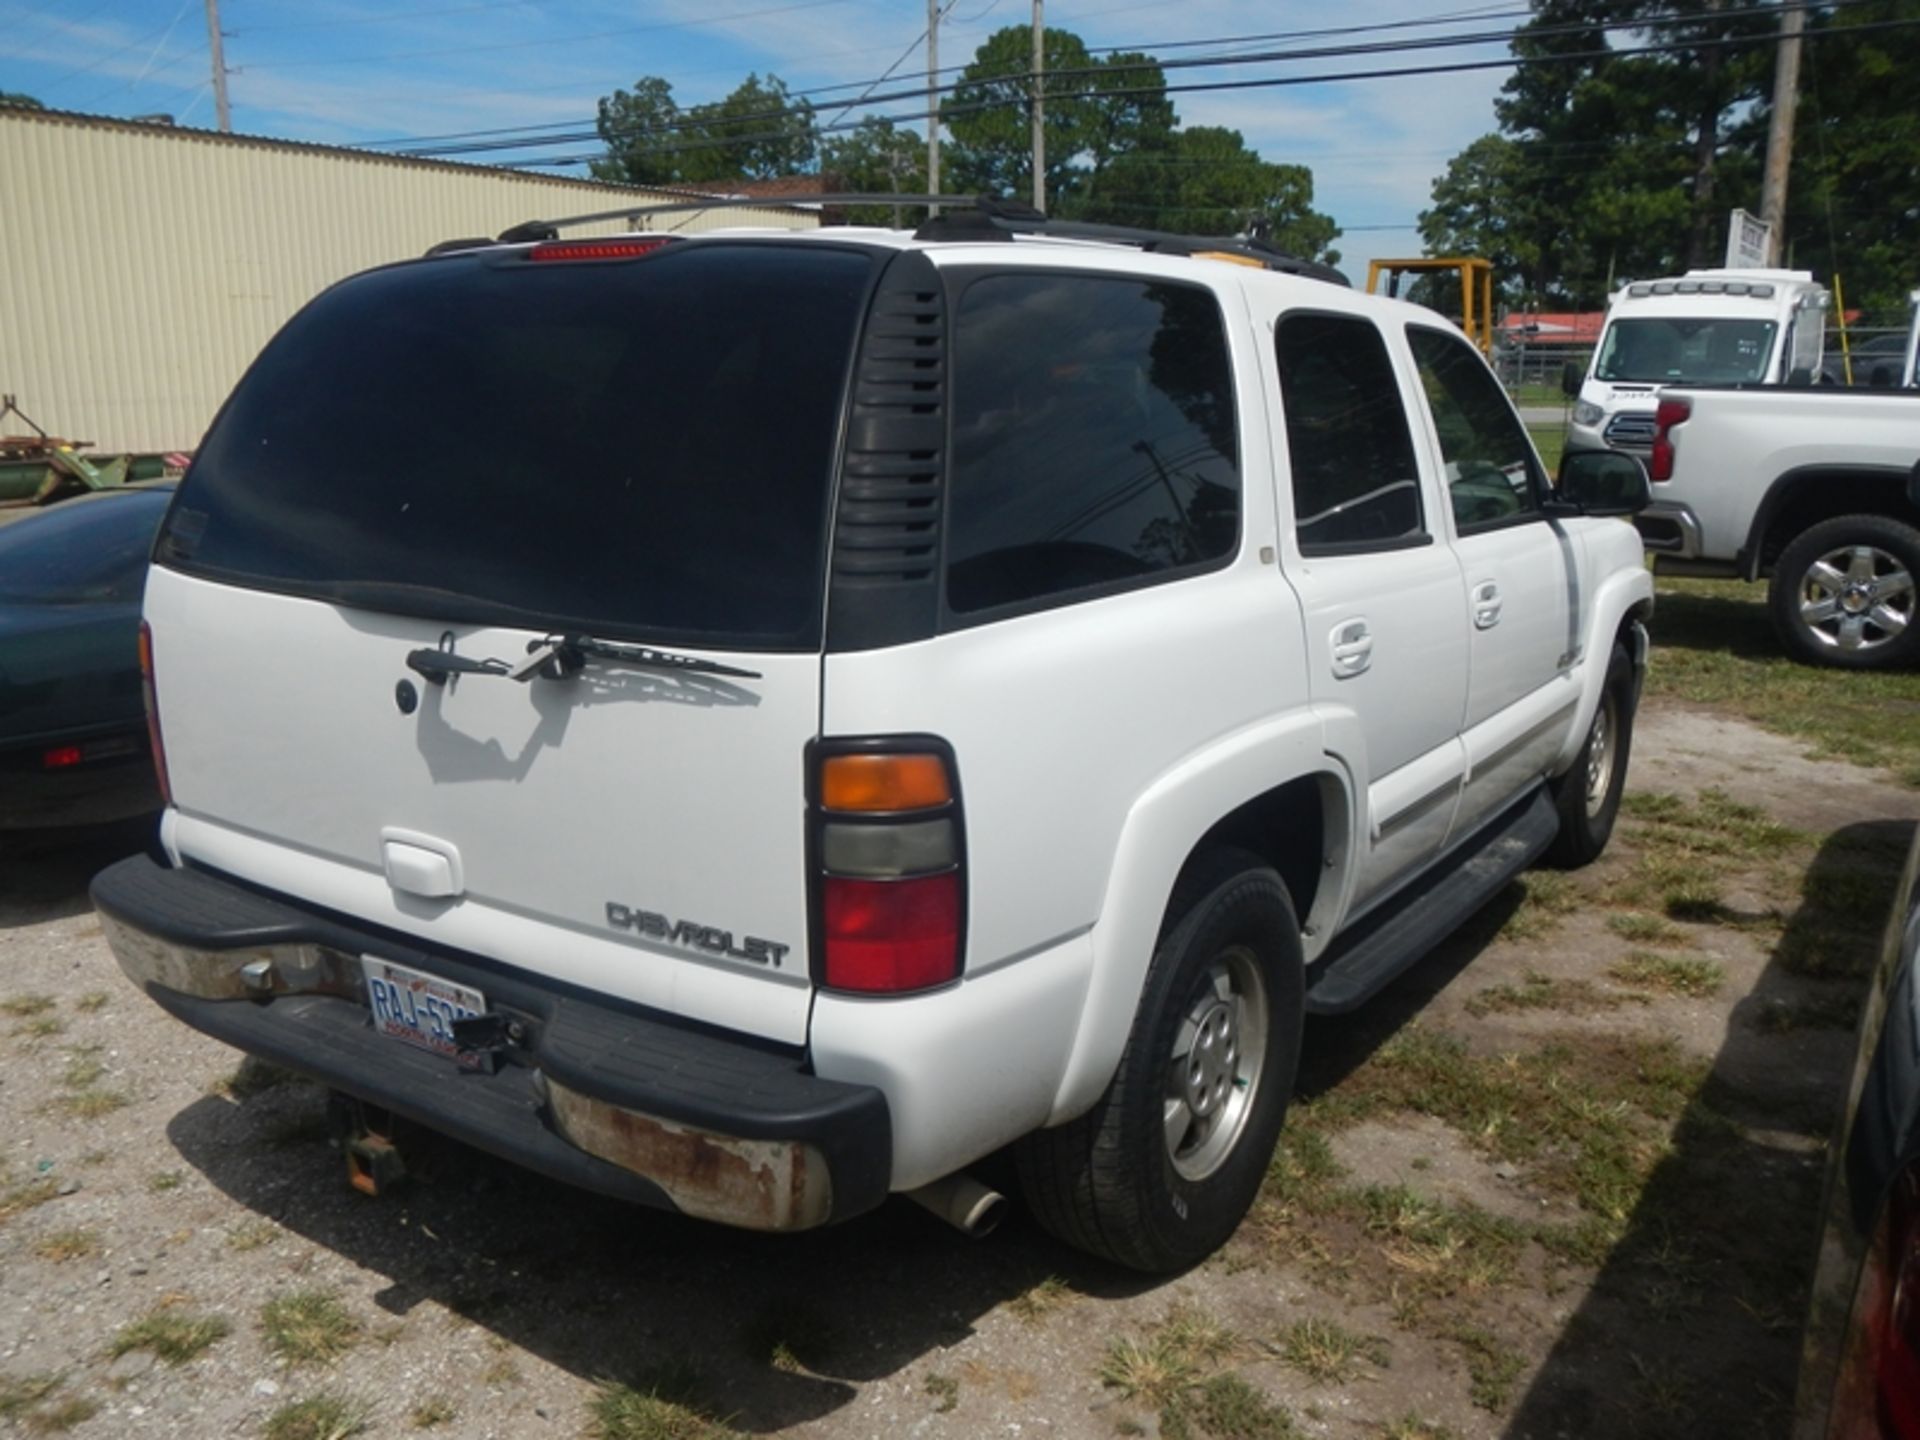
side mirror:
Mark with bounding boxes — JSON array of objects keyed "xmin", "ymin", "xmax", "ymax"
[
  {"xmin": 1560, "ymin": 360, "xmax": 1583, "ymax": 398},
  {"xmin": 1550, "ymin": 449, "xmax": 1651, "ymax": 517}
]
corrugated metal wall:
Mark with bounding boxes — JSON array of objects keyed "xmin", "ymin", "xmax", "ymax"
[{"xmin": 0, "ymin": 109, "xmax": 818, "ymax": 451}]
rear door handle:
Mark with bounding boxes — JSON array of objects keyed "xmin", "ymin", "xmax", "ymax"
[
  {"xmin": 1331, "ymin": 618, "xmax": 1373, "ymax": 678},
  {"xmin": 1472, "ymin": 581, "xmax": 1503, "ymax": 630}
]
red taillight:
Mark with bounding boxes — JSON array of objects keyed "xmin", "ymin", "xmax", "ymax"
[
  {"xmin": 822, "ymin": 873, "xmax": 961, "ymax": 993},
  {"xmin": 1832, "ymin": 1167, "xmax": 1920, "ymax": 1440},
  {"xmin": 137, "ymin": 621, "xmax": 172, "ymax": 806},
  {"xmin": 811, "ymin": 741, "xmax": 964, "ymax": 994},
  {"xmin": 527, "ymin": 238, "xmax": 672, "ymax": 263},
  {"xmin": 42, "ymin": 745, "xmax": 84, "ymax": 770},
  {"xmin": 1650, "ymin": 397, "xmax": 1691, "ymax": 482}
]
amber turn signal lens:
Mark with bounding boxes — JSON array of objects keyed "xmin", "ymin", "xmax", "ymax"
[{"xmin": 820, "ymin": 753, "xmax": 951, "ymax": 813}]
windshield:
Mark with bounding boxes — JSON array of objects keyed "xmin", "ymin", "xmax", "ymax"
[
  {"xmin": 0, "ymin": 488, "xmax": 172, "ymax": 605},
  {"xmin": 160, "ymin": 242, "xmax": 875, "ymax": 650},
  {"xmin": 1593, "ymin": 317, "xmax": 1778, "ymax": 384}
]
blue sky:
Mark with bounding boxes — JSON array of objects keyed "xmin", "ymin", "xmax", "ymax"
[{"xmin": 0, "ymin": 0, "xmax": 1521, "ymax": 283}]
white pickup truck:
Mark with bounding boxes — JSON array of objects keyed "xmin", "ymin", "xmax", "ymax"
[{"xmin": 1639, "ymin": 383, "xmax": 1920, "ymax": 666}]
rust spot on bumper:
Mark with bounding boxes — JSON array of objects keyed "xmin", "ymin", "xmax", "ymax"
[{"xmin": 545, "ymin": 1081, "xmax": 833, "ymax": 1232}]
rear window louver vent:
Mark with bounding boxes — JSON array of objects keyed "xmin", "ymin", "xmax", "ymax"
[{"xmin": 826, "ymin": 251, "xmax": 948, "ymax": 652}]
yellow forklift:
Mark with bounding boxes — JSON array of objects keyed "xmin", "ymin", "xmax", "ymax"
[{"xmin": 1365, "ymin": 258, "xmax": 1495, "ymax": 357}]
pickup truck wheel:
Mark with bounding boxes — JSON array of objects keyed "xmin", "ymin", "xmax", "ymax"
[
  {"xmin": 1769, "ymin": 516, "xmax": 1920, "ymax": 670},
  {"xmin": 1544, "ymin": 641, "xmax": 1635, "ymax": 868},
  {"xmin": 1015, "ymin": 849, "xmax": 1303, "ymax": 1273}
]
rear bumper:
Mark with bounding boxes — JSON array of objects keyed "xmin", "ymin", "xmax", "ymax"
[{"xmin": 91, "ymin": 856, "xmax": 891, "ymax": 1230}]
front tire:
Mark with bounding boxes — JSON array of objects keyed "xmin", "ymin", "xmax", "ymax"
[
  {"xmin": 1545, "ymin": 640, "xmax": 1636, "ymax": 868},
  {"xmin": 1768, "ymin": 515, "xmax": 1920, "ymax": 669},
  {"xmin": 1016, "ymin": 850, "xmax": 1303, "ymax": 1273}
]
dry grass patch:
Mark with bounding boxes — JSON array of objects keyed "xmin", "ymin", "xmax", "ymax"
[
  {"xmin": 23, "ymin": 1394, "xmax": 98, "ymax": 1433},
  {"xmin": 1447, "ymin": 1324, "xmax": 1525, "ymax": 1412},
  {"xmin": 1466, "ymin": 969, "xmax": 1639, "ymax": 1017},
  {"xmin": 264, "ymin": 1392, "xmax": 370, "ymax": 1440},
  {"xmin": 1162, "ymin": 1374, "xmax": 1299, "ymax": 1440},
  {"xmin": 1609, "ymin": 951, "xmax": 1725, "ymax": 998},
  {"xmin": 74, "ymin": 992, "xmax": 109, "ymax": 1013},
  {"xmin": 923, "ymin": 1372, "xmax": 959, "ymax": 1413},
  {"xmin": 110, "ymin": 1306, "xmax": 232, "ymax": 1365},
  {"xmin": 33, "ymin": 1229, "xmax": 99, "ymax": 1263},
  {"xmin": 1607, "ymin": 912, "xmax": 1687, "ymax": 946},
  {"xmin": 52, "ymin": 1088, "xmax": 129, "ymax": 1120},
  {"xmin": 407, "ymin": 1396, "xmax": 456, "ymax": 1429},
  {"xmin": 0, "ymin": 994, "xmax": 56, "ymax": 1018},
  {"xmin": 1276, "ymin": 1316, "xmax": 1389, "ymax": 1383},
  {"xmin": 59, "ymin": 1049, "xmax": 105, "ymax": 1089},
  {"xmin": 1354, "ymin": 1186, "xmax": 1526, "ymax": 1298},
  {"xmin": 1379, "ymin": 1417, "xmax": 1462, "ymax": 1440},
  {"xmin": 1005, "ymin": 1273, "xmax": 1074, "ymax": 1325},
  {"xmin": 1100, "ymin": 1304, "xmax": 1237, "ymax": 1410},
  {"xmin": 261, "ymin": 1290, "xmax": 361, "ymax": 1367},
  {"xmin": 1498, "ymin": 871, "xmax": 1584, "ymax": 941},
  {"xmin": 1610, "ymin": 789, "xmax": 1802, "ymax": 921},
  {"xmin": 0, "ymin": 1177, "xmax": 59, "ymax": 1227},
  {"xmin": 589, "ymin": 1365, "xmax": 735, "ymax": 1440}
]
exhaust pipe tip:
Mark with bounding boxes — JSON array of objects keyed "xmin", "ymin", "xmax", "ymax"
[{"xmin": 906, "ymin": 1172, "xmax": 1007, "ymax": 1239}]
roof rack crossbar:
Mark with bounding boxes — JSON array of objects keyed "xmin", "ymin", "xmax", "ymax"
[{"xmin": 493, "ymin": 193, "xmax": 979, "ymax": 244}]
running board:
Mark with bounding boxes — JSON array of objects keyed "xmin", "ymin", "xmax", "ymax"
[{"xmin": 1304, "ymin": 787, "xmax": 1560, "ymax": 1016}]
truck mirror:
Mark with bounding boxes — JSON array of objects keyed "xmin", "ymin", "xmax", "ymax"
[
  {"xmin": 1553, "ymin": 449, "xmax": 1650, "ymax": 517},
  {"xmin": 1560, "ymin": 360, "xmax": 1582, "ymax": 398}
]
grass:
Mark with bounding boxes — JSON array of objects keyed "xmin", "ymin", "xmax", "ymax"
[
  {"xmin": 589, "ymin": 1367, "xmax": 734, "ymax": 1440},
  {"xmin": 75, "ymin": 992, "xmax": 109, "ymax": 1013},
  {"xmin": 1353, "ymin": 1186, "xmax": 1528, "ymax": 1298},
  {"xmin": 264, "ymin": 1393, "xmax": 370, "ymax": 1440},
  {"xmin": 33, "ymin": 1229, "xmax": 99, "ymax": 1262},
  {"xmin": 1276, "ymin": 1317, "xmax": 1389, "ymax": 1383},
  {"xmin": 1606, "ymin": 912, "xmax": 1687, "ymax": 946},
  {"xmin": 147, "ymin": 1170, "xmax": 183, "ymax": 1192},
  {"xmin": 1005, "ymin": 1274, "xmax": 1074, "ymax": 1324},
  {"xmin": 923, "ymin": 1373, "xmax": 959, "ymax": 1413},
  {"xmin": 23, "ymin": 1395, "xmax": 98, "ymax": 1432},
  {"xmin": 13, "ymin": 1016, "xmax": 63, "ymax": 1039},
  {"xmin": 110, "ymin": 1307, "xmax": 233, "ymax": 1365},
  {"xmin": 1099, "ymin": 1305, "xmax": 1237, "ymax": 1410},
  {"xmin": 1526, "ymin": 423, "xmax": 1568, "ymax": 474},
  {"xmin": 407, "ymin": 1396, "xmax": 456, "ymax": 1429},
  {"xmin": 1466, "ymin": 969, "xmax": 1636, "ymax": 1017},
  {"xmin": 1610, "ymin": 788, "xmax": 1803, "ymax": 921},
  {"xmin": 1161, "ymin": 1374, "xmax": 1300, "ymax": 1440},
  {"xmin": 0, "ymin": 1375, "xmax": 62, "ymax": 1420},
  {"xmin": 1646, "ymin": 576, "xmax": 1920, "ymax": 783},
  {"xmin": 0, "ymin": 994, "xmax": 56, "ymax": 1018},
  {"xmin": 0, "ymin": 1177, "xmax": 59, "ymax": 1227},
  {"xmin": 1609, "ymin": 951, "xmax": 1726, "ymax": 998},
  {"xmin": 260, "ymin": 1291, "xmax": 361, "ymax": 1367},
  {"xmin": 1378, "ymin": 1418, "xmax": 1462, "ymax": 1440},
  {"xmin": 53, "ymin": 1088, "xmax": 129, "ymax": 1120},
  {"xmin": 1448, "ymin": 1325, "xmax": 1525, "ymax": 1411},
  {"xmin": 60, "ymin": 1050, "xmax": 105, "ymax": 1089},
  {"xmin": 1496, "ymin": 870, "xmax": 1583, "ymax": 941},
  {"xmin": 229, "ymin": 1220, "xmax": 279, "ymax": 1251}
]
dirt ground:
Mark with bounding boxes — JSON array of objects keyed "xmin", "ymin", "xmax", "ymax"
[{"xmin": 2, "ymin": 694, "xmax": 1914, "ymax": 1440}]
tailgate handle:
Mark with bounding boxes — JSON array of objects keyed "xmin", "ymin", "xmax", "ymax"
[{"xmin": 381, "ymin": 829, "xmax": 464, "ymax": 900}]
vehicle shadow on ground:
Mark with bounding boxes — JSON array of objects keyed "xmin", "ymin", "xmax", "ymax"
[
  {"xmin": 1489, "ymin": 819, "xmax": 1906, "ymax": 1439},
  {"xmin": 0, "ymin": 816, "xmax": 155, "ymax": 928},
  {"xmin": 1644, "ymin": 581, "xmax": 1783, "ymax": 661},
  {"xmin": 166, "ymin": 1081, "xmax": 1161, "ymax": 1431}
]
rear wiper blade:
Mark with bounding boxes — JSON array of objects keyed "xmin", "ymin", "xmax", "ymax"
[{"xmin": 517, "ymin": 634, "xmax": 761, "ymax": 682}]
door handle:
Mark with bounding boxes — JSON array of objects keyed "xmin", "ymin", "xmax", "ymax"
[
  {"xmin": 1330, "ymin": 618, "xmax": 1373, "ymax": 678},
  {"xmin": 1472, "ymin": 581, "xmax": 1503, "ymax": 630}
]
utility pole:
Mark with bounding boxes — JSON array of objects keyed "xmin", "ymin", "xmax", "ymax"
[
  {"xmin": 1758, "ymin": 0, "xmax": 1804, "ymax": 264},
  {"xmin": 204, "ymin": 0, "xmax": 231, "ymax": 133},
  {"xmin": 1030, "ymin": 0, "xmax": 1045, "ymax": 213},
  {"xmin": 926, "ymin": 0, "xmax": 940, "ymax": 213}
]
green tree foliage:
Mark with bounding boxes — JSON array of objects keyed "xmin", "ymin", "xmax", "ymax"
[
  {"xmin": 1, "ymin": 91, "xmax": 44, "ymax": 109},
  {"xmin": 941, "ymin": 26, "xmax": 1173, "ymax": 203},
  {"xmin": 1079, "ymin": 127, "xmax": 1341, "ymax": 262},
  {"xmin": 819, "ymin": 117, "xmax": 928, "ymax": 224},
  {"xmin": 592, "ymin": 73, "xmax": 815, "ymax": 187}
]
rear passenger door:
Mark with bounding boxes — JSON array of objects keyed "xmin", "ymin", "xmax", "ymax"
[
  {"xmin": 1267, "ymin": 310, "xmax": 1469, "ymax": 913},
  {"xmin": 1405, "ymin": 325, "xmax": 1578, "ymax": 840}
]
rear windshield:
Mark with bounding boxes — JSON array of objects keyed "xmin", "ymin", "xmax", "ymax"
[{"xmin": 160, "ymin": 242, "xmax": 875, "ymax": 650}]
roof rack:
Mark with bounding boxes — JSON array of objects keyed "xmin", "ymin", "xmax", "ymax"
[{"xmin": 481, "ymin": 193, "xmax": 1346, "ymax": 286}]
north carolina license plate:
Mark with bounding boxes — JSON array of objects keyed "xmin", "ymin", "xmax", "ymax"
[{"xmin": 361, "ymin": 956, "xmax": 487, "ymax": 1071}]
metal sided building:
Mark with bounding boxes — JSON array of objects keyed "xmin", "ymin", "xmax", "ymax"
[{"xmin": 0, "ymin": 106, "xmax": 818, "ymax": 453}]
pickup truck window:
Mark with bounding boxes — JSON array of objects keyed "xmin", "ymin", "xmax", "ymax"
[
  {"xmin": 1408, "ymin": 326, "xmax": 1543, "ymax": 534},
  {"xmin": 1273, "ymin": 313, "xmax": 1425, "ymax": 555},
  {"xmin": 946, "ymin": 274, "xmax": 1239, "ymax": 616},
  {"xmin": 1594, "ymin": 317, "xmax": 1776, "ymax": 384}
]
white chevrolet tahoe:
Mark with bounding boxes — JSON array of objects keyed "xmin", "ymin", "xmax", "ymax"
[{"xmin": 94, "ymin": 201, "xmax": 1655, "ymax": 1272}]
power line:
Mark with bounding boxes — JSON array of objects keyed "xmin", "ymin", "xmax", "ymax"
[
  {"xmin": 400, "ymin": 0, "xmax": 1864, "ymax": 162},
  {"xmin": 491, "ymin": 12, "xmax": 1920, "ymax": 171}
]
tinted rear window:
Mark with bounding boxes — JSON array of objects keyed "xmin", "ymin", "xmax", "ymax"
[{"xmin": 161, "ymin": 243, "xmax": 875, "ymax": 649}]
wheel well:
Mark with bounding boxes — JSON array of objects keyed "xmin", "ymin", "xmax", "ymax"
[
  {"xmin": 1177, "ymin": 774, "xmax": 1334, "ymax": 933},
  {"xmin": 1754, "ymin": 470, "xmax": 1920, "ymax": 575}
]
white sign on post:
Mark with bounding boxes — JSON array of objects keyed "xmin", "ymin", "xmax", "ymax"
[{"xmin": 1725, "ymin": 209, "xmax": 1772, "ymax": 269}]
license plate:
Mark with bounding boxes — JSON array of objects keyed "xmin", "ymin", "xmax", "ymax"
[{"xmin": 360, "ymin": 956, "xmax": 487, "ymax": 1071}]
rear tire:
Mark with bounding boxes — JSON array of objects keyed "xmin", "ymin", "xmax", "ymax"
[
  {"xmin": 1768, "ymin": 515, "xmax": 1920, "ymax": 670},
  {"xmin": 1544, "ymin": 641, "xmax": 1635, "ymax": 868},
  {"xmin": 1016, "ymin": 849, "xmax": 1303, "ymax": 1272}
]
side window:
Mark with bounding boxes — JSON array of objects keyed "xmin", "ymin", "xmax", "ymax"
[
  {"xmin": 1272, "ymin": 313, "xmax": 1425, "ymax": 555},
  {"xmin": 1407, "ymin": 326, "xmax": 1544, "ymax": 533},
  {"xmin": 945, "ymin": 274, "xmax": 1239, "ymax": 617}
]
